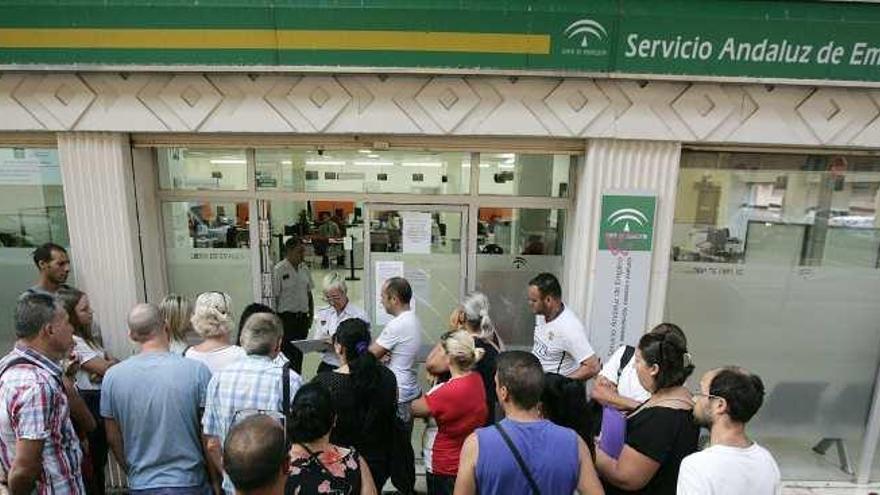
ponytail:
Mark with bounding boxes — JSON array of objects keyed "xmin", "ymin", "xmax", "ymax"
[{"xmin": 334, "ymin": 319, "xmax": 386, "ymax": 426}]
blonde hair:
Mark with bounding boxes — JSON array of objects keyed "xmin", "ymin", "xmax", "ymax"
[
  {"xmin": 441, "ymin": 330, "xmax": 485, "ymax": 371},
  {"xmin": 159, "ymin": 294, "xmax": 192, "ymax": 344},
  {"xmin": 191, "ymin": 291, "xmax": 233, "ymax": 338}
]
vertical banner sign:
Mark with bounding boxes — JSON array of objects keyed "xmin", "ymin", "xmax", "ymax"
[{"xmin": 588, "ymin": 192, "xmax": 657, "ymax": 362}]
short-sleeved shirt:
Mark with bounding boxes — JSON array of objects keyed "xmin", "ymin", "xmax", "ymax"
[
  {"xmin": 313, "ymin": 303, "xmax": 370, "ymax": 367},
  {"xmin": 424, "ymin": 372, "xmax": 487, "ymax": 476},
  {"xmin": 72, "ymin": 335, "xmax": 103, "ymax": 391},
  {"xmin": 677, "ymin": 443, "xmax": 781, "ymax": 495},
  {"xmin": 272, "ymin": 259, "xmax": 314, "ymax": 314},
  {"xmin": 101, "ymin": 352, "xmax": 212, "ymax": 490},
  {"xmin": 375, "ymin": 310, "xmax": 423, "ymax": 403},
  {"xmin": 599, "ymin": 345, "xmax": 650, "ymax": 403},
  {"xmin": 203, "ymin": 354, "xmax": 303, "ymax": 493},
  {"xmin": 184, "ymin": 345, "xmax": 246, "ymax": 374},
  {"xmin": 607, "ymin": 406, "xmax": 699, "ymax": 494},
  {"xmin": 0, "ymin": 346, "xmax": 85, "ymax": 495},
  {"xmin": 532, "ymin": 306, "xmax": 595, "ymax": 376}
]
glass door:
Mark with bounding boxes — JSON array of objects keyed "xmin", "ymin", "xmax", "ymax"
[{"xmin": 365, "ymin": 204, "xmax": 467, "ymax": 347}]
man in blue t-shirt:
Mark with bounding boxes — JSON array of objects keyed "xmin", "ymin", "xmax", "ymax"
[
  {"xmin": 101, "ymin": 303, "xmax": 215, "ymax": 494},
  {"xmin": 455, "ymin": 351, "xmax": 604, "ymax": 495}
]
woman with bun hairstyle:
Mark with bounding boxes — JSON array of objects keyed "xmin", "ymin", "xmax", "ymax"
[
  {"xmin": 311, "ymin": 318, "xmax": 397, "ymax": 493},
  {"xmin": 412, "ymin": 330, "xmax": 488, "ymax": 495},
  {"xmin": 596, "ymin": 328, "xmax": 699, "ymax": 494},
  {"xmin": 286, "ymin": 382, "xmax": 377, "ymax": 495},
  {"xmin": 425, "ymin": 292, "xmax": 501, "ymax": 424},
  {"xmin": 184, "ymin": 291, "xmax": 246, "ymax": 373}
]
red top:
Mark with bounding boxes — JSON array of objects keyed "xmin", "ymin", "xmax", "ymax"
[{"xmin": 425, "ymin": 372, "xmax": 488, "ymax": 476}]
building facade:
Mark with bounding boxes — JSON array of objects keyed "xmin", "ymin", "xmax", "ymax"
[{"xmin": 1, "ymin": 0, "xmax": 880, "ymax": 486}]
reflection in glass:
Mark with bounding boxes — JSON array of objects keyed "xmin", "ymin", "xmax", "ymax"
[
  {"xmin": 0, "ymin": 147, "xmax": 69, "ymax": 352},
  {"xmin": 157, "ymin": 148, "xmax": 248, "ymax": 191},
  {"xmin": 162, "ymin": 201, "xmax": 253, "ymax": 316},
  {"xmin": 256, "ymin": 149, "xmax": 470, "ymax": 195},
  {"xmin": 672, "ymin": 151, "xmax": 880, "ymax": 268},
  {"xmin": 478, "ymin": 153, "xmax": 572, "ymax": 197},
  {"xmin": 667, "ymin": 150, "xmax": 880, "ymax": 481},
  {"xmin": 476, "ymin": 208, "xmax": 565, "ymax": 347}
]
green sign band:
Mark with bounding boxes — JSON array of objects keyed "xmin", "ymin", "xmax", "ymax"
[
  {"xmin": 598, "ymin": 194, "xmax": 657, "ymax": 253},
  {"xmin": 2, "ymin": 0, "xmax": 880, "ymax": 84}
]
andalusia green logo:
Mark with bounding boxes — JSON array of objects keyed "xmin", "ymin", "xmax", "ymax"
[{"xmin": 598, "ymin": 195, "xmax": 656, "ymax": 253}]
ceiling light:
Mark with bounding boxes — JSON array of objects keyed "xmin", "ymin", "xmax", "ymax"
[
  {"xmin": 354, "ymin": 161, "xmax": 393, "ymax": 166},
  {"xmin": 210, "ymin": 159, "xmax": 246, "ymax": 165},
  {"xmin": 479, "ymin": 163, "xmax": 491, "ymax": 168},
  {"xmin": 305, "ymin": 160, "xmax": 346, "ymax": 166},
  {"xmin": 368, "ymin": 154, "xmax": 380, "ymax": 158},
  {"xmin": 358, "ymin": 149, "xmax": 372, "ymax": 154},
  {"xmin": 499, "ymin": 163, "xmax": 515, "ymax": 169},
  {"xmin": 402, "ymin": 162, "xmax": 443, "ymax": 168},
  {"xmin": 281, "ymin": 160, "xmax": 292, "ymax": 165}
]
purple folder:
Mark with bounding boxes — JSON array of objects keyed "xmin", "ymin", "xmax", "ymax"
[{"xmin": 599, "ymin": 406, "xmax": 627, "ymax": 458}]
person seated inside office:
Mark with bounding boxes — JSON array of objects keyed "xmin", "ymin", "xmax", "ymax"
[{"xmin": 314, "ymin": 211, "xmax": 341, "ymax": 269}]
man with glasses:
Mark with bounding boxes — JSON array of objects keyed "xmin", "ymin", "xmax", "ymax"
[
  {"xmin": 272, "ymin": 236, "xmax": 314, "ymax": 373},
  {"xmin": 203, "ymin": 312, "xmax": 303, "ymax": 495},
  {"xmin": 678, "ymin": 367, "xmax": 781, "ymax": 494},
  {"xmin": 312, "ymin": 272, "xmax": 369, "ymax": 373}
]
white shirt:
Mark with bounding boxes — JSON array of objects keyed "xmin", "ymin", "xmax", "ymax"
[
  {"xmin": 72, "ymin": 335, "xmax": 103, "ymax": 391},
  {"xmin": 272, "ymin": 259, "xmax": 314, "ymax": 314},
  {"xmin": 184, "ymin": 345, "xmax": 247, "ymax": 374},
  {"xmin": 599, "ymin": 345, "xmax": 650, "ymax": 403},
  {"xmin": 376, "ymin": 310, "xmax": 423, "ymax": 403},
  {"xmin": 532, "ymin": 306, "xmax": 595, "ymax": 376},
  {"xmin": 677, "ymin": 443, "xmax": 782, "ymax": 495},
  {"xmin": 313, "ymin": 302, "xmax": 370, "ymax": 367}
]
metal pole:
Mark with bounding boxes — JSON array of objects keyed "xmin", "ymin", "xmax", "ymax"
[{"xmin": 856, "ymin": 357, "xmax": 880, "ymax": 483}]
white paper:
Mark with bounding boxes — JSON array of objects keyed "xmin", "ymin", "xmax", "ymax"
[
  {"xmin": 374, "ymin": 260, "xmax": 405, "ymax": 325},
  {"xmin": 343, "ymin": 236, "xmax": 353, "ymax": 251},
  {"xmin": 405, "ymin": 267, "xmax": 430, "ymax": 309},
  {"xmin": 291, "ymin": 338, "xmax": 333, "ymax": 354},
  {"xmin": 401, "ymin": 212, "xmax": 432, "ymax": 254},
  {"xmin": 348, "ymin": 226, "xmax": 364, "ymax": 243}
]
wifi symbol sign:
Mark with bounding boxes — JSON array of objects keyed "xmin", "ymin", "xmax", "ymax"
[
  {"xmin": 512, "ymin": 256, "xmax": 528, "ymax": 269},
  {"xmin": 564, "ymin": 18, "xmax": 608, "ymax": 48}
]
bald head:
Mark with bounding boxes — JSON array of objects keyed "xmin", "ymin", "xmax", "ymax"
[
  {"xmin": 224, "ymin": 415, "xmax": 286, "ymax": 492},
  {"xmin": 128, "ymin": 303, "xmax": 165, "ymax": 342}
]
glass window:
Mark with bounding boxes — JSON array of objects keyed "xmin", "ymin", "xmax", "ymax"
[
  {"xmin": 158, "ymin": 148, "xmax": 248, "ymax": 191},
  {"xmin": 161, "ymin": 201, "xmax": 253, "ymax": 316},
  {"xmin": 476, "ymin": 208, "xmax": 566, "ymax": 347},
  {"xmin": 478, "ymin": 153, "xmax": 572, "ymax": 197},
  {"xmin": 0, "ymin": 147, "xmax": 69, "ymax": 351},
  {"xmin": 666, "ymin": 150, "xmax": 880, "ymax": 481},
  {"xmin": 256, "ymin": 149, "xmax": 470, "ymax": 195}
]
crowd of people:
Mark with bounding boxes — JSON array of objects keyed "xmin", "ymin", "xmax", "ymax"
[{"xmin": 0, "ymin": 241, "xmax": 782, "ymax": 495}]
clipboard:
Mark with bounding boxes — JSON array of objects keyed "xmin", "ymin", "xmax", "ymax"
[{"xmin": 291, "ymin": 339, "xmax": 333, "ymax": 354}]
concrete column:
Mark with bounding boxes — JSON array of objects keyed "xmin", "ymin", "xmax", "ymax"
[
  {"xmin": 563, "ymin": 139, "xmax": 681, "ymax": 343},
  {"xmin": 57, "ymin": 132, "xmax": 143, "ymax": 357}
]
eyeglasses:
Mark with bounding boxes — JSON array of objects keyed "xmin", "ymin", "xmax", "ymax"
[{"xmin": 322, "ymin": 294, "xmax": 345, "ymax": 303}]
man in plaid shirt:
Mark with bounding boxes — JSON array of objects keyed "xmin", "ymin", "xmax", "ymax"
[
  {"xmin": 203, "ymin": 312, "xmax": 302, "ymax": 494},
  {"xmin": 0, "ymin": 292, "xmax": 86, "ymax": 495}
]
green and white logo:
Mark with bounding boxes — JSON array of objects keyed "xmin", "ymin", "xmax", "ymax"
[
  {"xmin": 598, "ymin": 195, "xmax": 656, "ymax": 253},
  {"xmin": 564, "ymin": 19, "xmax": 607, "ymax": 48},
  {"xmin": 561, "ymin": 17, "xmax": 610, "ymax": 57}
]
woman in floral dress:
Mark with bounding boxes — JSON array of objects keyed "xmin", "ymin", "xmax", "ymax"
[{"xmin": 286, "ymin": 383, "xmax": 377, "ymax": 495}]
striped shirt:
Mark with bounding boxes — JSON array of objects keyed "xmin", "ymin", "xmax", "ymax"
[
  {"xmin": 202, "ymin": 354, "xmax": 302, "ymax": 493},
  {"xmin": 0, "ymin": 345, "xmax": 85, "ymax": 495}
]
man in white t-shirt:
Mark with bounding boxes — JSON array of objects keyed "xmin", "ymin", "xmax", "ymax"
[
  {"xmin": 527, "ymin": 273, "xmax": 599, "ymax": 380},
  {"xmin": 678, "ymin": 366, "xmax": 781, "ymax": 495},
  {"xmin": 592, "ymin": 323, "xmax": 686, "ymax": 411},
  {"xmin": 369, "ymin": 276, "xmax": 422, "ymax": 495}
]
